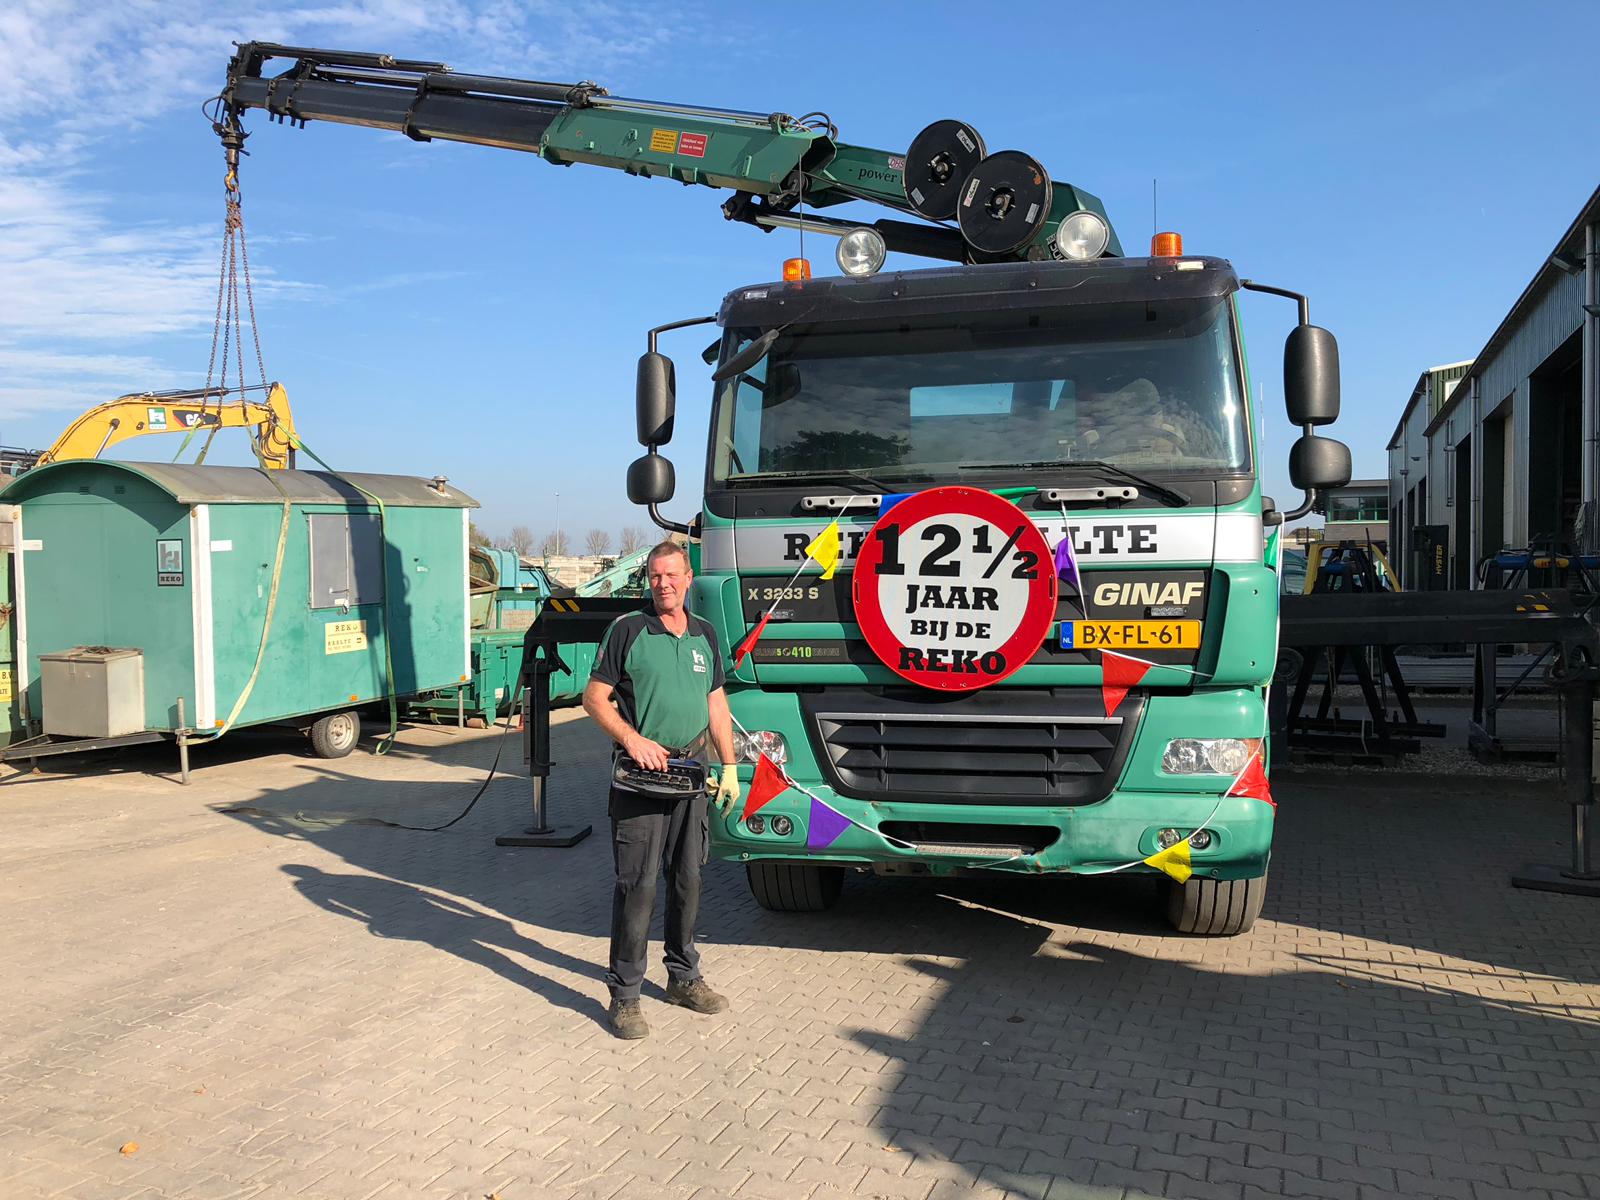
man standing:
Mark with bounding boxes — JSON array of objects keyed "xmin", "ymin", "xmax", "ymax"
[{"xmin": 582, "ymin": 541, "xmax": 741, "ymax": 1039}]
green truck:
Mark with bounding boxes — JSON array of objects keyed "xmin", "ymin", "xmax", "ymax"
[
  {"xmin": 218, "ymin": 45, "xmax": 1350, "ymax": 932},
  {"xmin": 628, "ymin": 254, "xmax": 1349, "ymax": 935}
]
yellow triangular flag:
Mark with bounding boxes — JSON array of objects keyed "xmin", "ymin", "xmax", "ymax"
[
  {"xmin": 1143, "ymin": 839, "xmax": 1193, "ymax": 883},
  {"xmin": 805, "ymin": 520, "xmax": 842, "ymax": 581}
]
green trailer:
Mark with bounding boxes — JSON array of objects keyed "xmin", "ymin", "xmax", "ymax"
[
  {"xmin": 412, "ymin": 545, "xmax": 649, "ymax": 727},
  {"xmin": 0, "ymin": 461, "xmax": 477, "ymax": 767}
]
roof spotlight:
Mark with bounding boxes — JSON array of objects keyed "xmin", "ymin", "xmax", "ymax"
[
  {"xmin": 1053, "ymin": 210, "xmax": 1110, "ymax": 260},
  {"xmin": 836, "ymin": 227, "xmax": 887, "ymax": 277}
]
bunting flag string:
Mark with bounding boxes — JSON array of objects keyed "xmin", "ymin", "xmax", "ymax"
[
  {"xmin": 732, "ymin": 499, "xmax": 867, "ymax": 665},
  {"xmin": 1099, "ymin": 650, "xmax": 1151, "ymax": 717},
  {"xmin": 1062, "ymin": 739, "xmax": 1274, "ymax": 880},
  {"xmin": 741, "ymin": 753, "xmax": 787, "ymax": 822},
  {"xmin": 1055, "ymin": 505, "xmax": 1085, "ymax": 610},
  {"xmin": 726, "ymin": 714, "xmax": 915, "ymax": 851},
  {"xmin": 1142, "ymin": 839, "xmax": 1193, "ymax": 883},
  {"xmin": 1227, "ymin": 749, "xmax": 1272, "ymax": 807},
  {"xmin": 806, "ymin": 796, "xmax": 853, "ymax": 851},
  {"xmin": 805, "ymin": 520, "xmax": 842, "ymax": 581}
]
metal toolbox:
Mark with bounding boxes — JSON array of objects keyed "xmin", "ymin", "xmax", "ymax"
[{"xmin": 39, "ymin": 647, "xmax": 145, "ymax": 739}]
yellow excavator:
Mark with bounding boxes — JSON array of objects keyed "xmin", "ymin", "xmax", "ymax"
[{"xmin": 29, "ymin": 382, "xmax": 296, "ymax": 470}]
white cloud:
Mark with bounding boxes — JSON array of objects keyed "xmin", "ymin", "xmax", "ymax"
[{"xmin": 0, "ymin": 0, "xmax": 690, "ymax": 416}]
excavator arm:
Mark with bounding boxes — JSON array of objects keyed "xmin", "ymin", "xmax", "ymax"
[
  {"xmin": 36, "ymin": 383, "xmax": 297, "ymax": 471},
  {"xmin": 217, "ymin": 43, "xmax": 1120, "ymax": 265}
]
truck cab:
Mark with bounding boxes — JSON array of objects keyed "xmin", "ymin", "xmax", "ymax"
[{"xmin": 630, "ymin": 252, "xmax": 1348, "ymax": 935}]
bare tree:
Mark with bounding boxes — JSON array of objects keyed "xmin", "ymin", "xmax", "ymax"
[
  {"xmin": 585, "ymin": 528, "xmax": 613, "ymax": 555},
  {"xmin": 468, "ymin": 521, "xmax": 492, "ymax": 548},
  {"xmin": 618, "ymin": 525, "xmax": 649, "ymax": 555},
  {"xmin": 540, "ymin": 530, "xmax": 570, "ymax": 557},
  {"xmin": 508, "ymin": 525, "xmax": 535, "ymax": 556}
]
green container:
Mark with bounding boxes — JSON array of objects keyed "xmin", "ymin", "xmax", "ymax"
[{"xmin": 0, "ymin": 462, "xmax": 478, "ymax": 737}]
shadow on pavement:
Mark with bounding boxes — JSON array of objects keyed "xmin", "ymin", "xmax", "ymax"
[
  {"xmin": 213, "ymin": 714, "xmax": 1600, "ymax": 1197},
  {"xmin": 849, "ymin": 922, "xmax": 1600, "ymax": 1199},
  {"xmin": 280, "ymin": 863, "xmax": 611, "ymax": 1029}
]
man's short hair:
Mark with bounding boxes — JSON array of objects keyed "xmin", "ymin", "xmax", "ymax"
[{"xmin": 647, "ymin": 540, "xmax": 691, "ymax": 572}]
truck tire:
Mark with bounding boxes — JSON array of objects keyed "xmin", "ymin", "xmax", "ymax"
[
  {"xmin": 1165, "ymin": 871, "xmax": 1267, "ymax": 936},
  {"xmin": 309, "ymin": 710, "xmax": 361, "ymax": 759},
  {"xmin": 747, "ymin": 862, "xmax": 844, "ymax": 912}
]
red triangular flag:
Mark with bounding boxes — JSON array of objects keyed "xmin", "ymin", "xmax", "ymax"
[
  {"xmin": 1227, "ymin": 751, "xmax": 1273, "ymax": 807},
  {"xmin": 742, "ymin": 753, "xmax": 787, "ymax": 822},
  {"xmin": 1100, "ymin": 651, "xmax": 1150, "ymax": 717},
  {"xmin": 732, "ymin": 611, "xmax": 773, "ymax": 666}
]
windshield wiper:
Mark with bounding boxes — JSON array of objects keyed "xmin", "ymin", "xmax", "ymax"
[
  {"xmin": 1066, "ymin": 461, "xmax": 1190, "ymax": 507},
  {"xmin": 726, "ymin": 467, "xmax": 909, "ymax": 493},
  {"xmin": 959, "ymin": 460, "xmax": 1189, "ymax": 507}
]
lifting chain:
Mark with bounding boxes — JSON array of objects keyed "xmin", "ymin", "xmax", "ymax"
[{"xmin": 183, "ymin": 114, "xmax": 272, "ymax": 468}]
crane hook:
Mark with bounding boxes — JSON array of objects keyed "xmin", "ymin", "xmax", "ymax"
[{"xmin": 212, "ymin": 104, "xmax": 249, "ymax": 194}]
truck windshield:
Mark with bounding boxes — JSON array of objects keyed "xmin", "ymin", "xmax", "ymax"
[{"xmin": 710, "ymin": 295, "xmax": 1248, "ymax": 485}]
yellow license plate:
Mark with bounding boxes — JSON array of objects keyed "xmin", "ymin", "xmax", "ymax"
[{"xmin": 1061, "ymin": 620, "xmax": 1202, "ymax": 650}]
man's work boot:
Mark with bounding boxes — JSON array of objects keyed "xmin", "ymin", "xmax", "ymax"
[
  {"xmin": 609, "ymin": 998, "xmax": 649, "ymax": 1040},
  {"xmin": 665, "ymin": 979, "xmax": 729, "ymax": 1015}
]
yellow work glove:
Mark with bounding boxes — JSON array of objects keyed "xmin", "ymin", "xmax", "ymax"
[{"xmin": 711, "ymin": 765, "xmax": 741, "ymax": 816}]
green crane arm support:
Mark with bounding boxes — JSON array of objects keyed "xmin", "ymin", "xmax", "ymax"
[{"xmin": 218, "ymin": 42, "xmax": 1118, "ymax": 264}]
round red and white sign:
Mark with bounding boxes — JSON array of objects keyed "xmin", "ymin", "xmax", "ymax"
[{"xmin": 852, "ymin": 486, "xmax": 1057, "ymax": 691}]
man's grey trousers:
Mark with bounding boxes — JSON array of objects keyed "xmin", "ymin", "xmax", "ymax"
[{"xmin": 606, "ymin": 787, "xmax": 707, "ymax": 1001}]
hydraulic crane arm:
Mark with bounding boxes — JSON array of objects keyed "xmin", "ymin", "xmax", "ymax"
[
  {"xmin": 36, "ymin": 383, "xmax": 298, "ymax": 471},
  {"xmin": 217, "ymin": 43, "xmax": 1120, "ymax": 265}
]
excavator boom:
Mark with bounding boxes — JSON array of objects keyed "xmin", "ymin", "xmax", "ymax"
[{"xmin": 35, "ymin": 383, "xmax": 297, "ymax": 471}]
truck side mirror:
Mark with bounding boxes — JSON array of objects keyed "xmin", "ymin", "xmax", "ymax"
[
  {"xmin": 636, "ymin": 352, "xmax": 676, "ymax": 446},
  {"xmin": 1284, "ymin": 325, "xmax": 1340, "ymax": 427},
  {"xmin": 1288, "ymin": 434, "xmax": 1352, "ymax": 492},
  {"xmin": 627, "ymin": 452, "xmax": 675, "ymax": 506}
]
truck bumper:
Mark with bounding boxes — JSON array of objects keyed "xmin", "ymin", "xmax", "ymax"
[
  {"xmin": 713, "ymin": 786, "xmax": 1273, "ymax": 880},
  {"xmin": 717, "ymin": 685, "xmax": 1274, "ymax": 880}
]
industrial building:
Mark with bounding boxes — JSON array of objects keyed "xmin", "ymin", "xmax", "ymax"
[
  {"xmin": 1321, "ymin": 478, "xmax": 1390, "ymax": 545},
  {"xmin": 1388, "ymin": 183, "xmax": 1599, "ymax": 589}
]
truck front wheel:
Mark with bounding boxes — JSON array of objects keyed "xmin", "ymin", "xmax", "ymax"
[
  {"xmin": 1164, "ymin": 871, "xmax": 1267, "ymax": 936},
  {"xmin": 747, "ymin": 862, "xmax": 844, "ymax": 912}
]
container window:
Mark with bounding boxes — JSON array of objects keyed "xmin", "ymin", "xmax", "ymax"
[{"xmin": 309, "ymin": 512, "xmax": 385, "ymax": 609}]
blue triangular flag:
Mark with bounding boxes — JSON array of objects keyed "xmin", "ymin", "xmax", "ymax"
[{"xmin": 878, "ymin": 492, "xmax": 914, "ymax": 516}]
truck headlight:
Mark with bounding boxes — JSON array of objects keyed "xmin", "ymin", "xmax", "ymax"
[
  {"xmin": 734, "ymin": 728, "xmax": 789, "ymax": 766},
  {"xmin": 1053, "ymin": 210, "xmax": 1110, "ymax": 261},
  {"xmin": 836, "ymin": 227, "xmax": 887, "ymax": 277},
  {"xmin": 1162, "ymin": 738, "xmax": 1260, "ymax": 775}
]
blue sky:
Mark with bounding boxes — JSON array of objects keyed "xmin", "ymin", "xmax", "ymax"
[{"xmin": 3, "ymin": 1, "xmax": 1597, "ymax": 544}]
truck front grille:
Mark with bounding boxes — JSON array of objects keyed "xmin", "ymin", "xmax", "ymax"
[{"xmin": 801, "ymin": 687, "xmax": 1141, "ymax": 806}]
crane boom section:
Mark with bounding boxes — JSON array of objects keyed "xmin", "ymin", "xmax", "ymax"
[{"xmin": 219, "ymin": 43, "xmax": 1118, "ymax": 263}]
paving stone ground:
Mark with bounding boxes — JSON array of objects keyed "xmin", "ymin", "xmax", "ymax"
[{"xmin": 2, "ymin": 712, "xmax": 1597, "ymax": 1200}]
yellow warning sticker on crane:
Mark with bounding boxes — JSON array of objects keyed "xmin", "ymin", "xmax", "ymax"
[
  {"xmin": 650, "ymin": 128, "xmax": 679, "ymax": 153},
  {"xmin": 0, "ymin": 667, "xmax": 12, "ymax": 704},
  {"xmin": 325, "ymin": 620, "xmax": 368, "ymax": 655}
]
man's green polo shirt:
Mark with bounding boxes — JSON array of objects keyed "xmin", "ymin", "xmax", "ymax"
[{"xmin": 591, "ymin": 608, "xmax": 726, "ymax": 751}]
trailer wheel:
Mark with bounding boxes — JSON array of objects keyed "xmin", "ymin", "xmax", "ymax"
[
  {"xmin": 747, "ymin": 862, "xmax": 844, "ymax": 912},
  {"xmin": 309, "ymin": 711, "xmax": 361, "ymax": 759},
  {"xmin": 1164, "ymin": 871, "xmax": 1267, "ymax": 936}
]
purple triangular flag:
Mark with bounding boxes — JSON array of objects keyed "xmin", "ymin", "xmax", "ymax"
[
  {"xmin": 1054, "ymin": 531, "xmax": 1081, "ymax": 592},
  {"xmin": 807, "ymin": 795, "xmax": 852, "ymax": 850}
]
